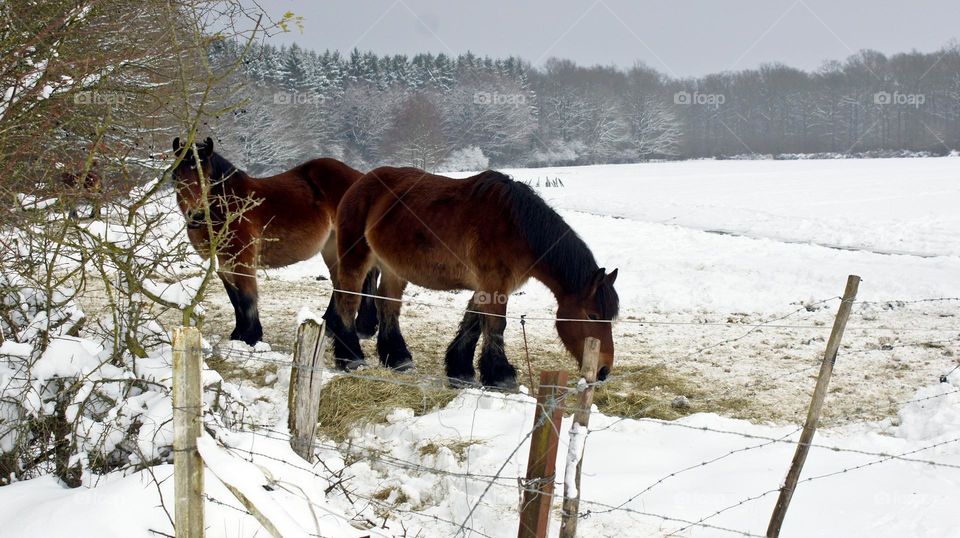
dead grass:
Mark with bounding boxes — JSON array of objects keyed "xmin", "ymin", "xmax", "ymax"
[
  {"xmin": 205, "ymin": 352, "xmax": 277, "ymax": 387},
  {"xmin": 418, "ymin": 439, "xmax": 484, "ymax": 461},
  {"xmin": 372, "ymin": 486, "xmax": 410, "ymax": 504},
  {"xmin": 316, "ymin": 369, "xmax": 458, "ymax": 442},
  {"xmin": 592, "ymin": 364, "xmax": 750, "ymax": 421}
]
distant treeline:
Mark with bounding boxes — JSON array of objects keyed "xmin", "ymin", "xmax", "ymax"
[{"xmin": 209, "ymin": 40, "xmax": 960, "ymax": 173}]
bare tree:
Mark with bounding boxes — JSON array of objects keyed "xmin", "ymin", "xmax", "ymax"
[
  {"xmin": 0, "ymin": 0, "xmax": 286, "ymax": 487},
  {"xmin": 380, "ymin": 92, "xmax": 448, "ymax": 170},
  {"xmin": 626, "ymin": 95, "xmax": 680, "ymax": 159}
]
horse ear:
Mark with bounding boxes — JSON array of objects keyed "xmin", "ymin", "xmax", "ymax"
[
  {"xmin": 172, "ymin": 137, "xmax": 181, "ymax": 153},
  {"xmin": 588, "ymin": 267, "xmax": 606, "ymax": 295},
  {"xmin": 604, "ymin": 268, "xmax": 618, "ymax": 287},
  {"xmin": 200, "ymin": 137, "xmax": 214, "ymax": 158}
]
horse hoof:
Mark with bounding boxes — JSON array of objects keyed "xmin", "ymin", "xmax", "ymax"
[
  {"xmin": 490, "ymin": 377, "xmax": 519, "ymax": 392},
  {"xmin": 448, "ymin": 376, "xmax": 479, "ymax": 389},
  {"xmin": 337, "ymin": 358, "xmax": 367, "ymax": 371},
  {"xmin": 389, "ymin": 359, "xmax": 415, "ymax": 372},
  {"xmin": 229, "ymin": 333, "xmax": 262, "ymax": 348},
  {"xmin": 345, "ymin": 359, "xmax": 367, "ymax": 371}
]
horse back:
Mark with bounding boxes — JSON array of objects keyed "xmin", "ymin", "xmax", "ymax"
[
  {"xmin": 339, "ymin": 167, "xmax": 533, "ymax": 291},
  {"xmin": 236, "ymin": 158, "xmax": 362, "ymax": 268}
]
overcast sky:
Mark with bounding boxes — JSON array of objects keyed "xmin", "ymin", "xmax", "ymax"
[{"xmin": 253, "ymin": 0, "xmax": 960, "ymax": 77}]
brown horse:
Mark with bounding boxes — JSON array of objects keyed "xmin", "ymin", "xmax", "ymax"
[
  {"xmin": 333, "ymin": 167, "xmax": 619, "ymax": 389},
  {"xmin": 170, "ymin": 137, "xmax": 378, "ymax": 349},
  {"xmin": 60, "ymin": 161, "xmax": 102, "ymax": 219}
]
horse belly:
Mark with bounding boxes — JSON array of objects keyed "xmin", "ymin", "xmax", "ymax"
[
  {"xmin": 259, "ymin": 233, "xmax": 327, "ymax": 268},
  {"xmin": 370, "ymin": 236, "xmax": 475, "ymax": 291},
  {"xmin": 258, "ymin": 219, "xmax": 331, "ymax": 268},
  {"xmin": 390, "ymin": 258, "xmax": 469, "ymax": 290}
]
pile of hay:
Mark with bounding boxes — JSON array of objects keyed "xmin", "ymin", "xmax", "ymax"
[
  {"xmin": 316, "ymin": 369, "xmax": 457, "ymax": 441},
  {"xmin": 592, "ymin": 364, "xmax": 748, "ymax": 420}
]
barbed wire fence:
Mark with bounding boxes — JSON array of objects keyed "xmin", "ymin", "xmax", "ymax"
[{"xmin": 161, "ymin": 274, "xmax": 960, "ymax": 538}]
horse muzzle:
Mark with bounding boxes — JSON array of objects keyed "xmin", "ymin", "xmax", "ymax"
[
  {"xmin": 185, "ymin": 211, "xmax": 205, "ymax": 229},
  {"xmin": 597, "ymin": 366, "xmax": 610, "ymax": 381}
]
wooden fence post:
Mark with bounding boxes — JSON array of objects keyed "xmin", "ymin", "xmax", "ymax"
[
  {"xmin": 173, "ymin": 327, "xmax": 204, "ymax": 538},
  {"xmin": 287, "ymin": 319, "xmax": 327, "ymax": 462},
  {"xmin": 559, "ymin": 338, "xmax": 600, "ymax": 538},
  {"xmin": 519, "ymin": 370, "xmax": 569, "ymax": 538},
  {"xmin": 766, "ymin": 275, "xmax": 860, "ymax": 537}
]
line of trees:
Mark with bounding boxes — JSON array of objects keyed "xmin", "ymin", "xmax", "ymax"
[{"xmin": 209, "ymin": 40, "xmax": 960, "ymax": 173}]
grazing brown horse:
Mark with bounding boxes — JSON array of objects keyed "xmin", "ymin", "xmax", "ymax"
[
  {"xmin": 170, "ymin": 137, "xmax": 378, "ymax": 349},
  {"xmin": 60, "ymin": 161, "xmax": 102, "ymax": 219},
  {"xmin": 333, "ymin": 167, "xmax": 619, "ymax": 388}
]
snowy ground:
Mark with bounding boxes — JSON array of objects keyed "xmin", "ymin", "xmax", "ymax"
[
  {"xmin": 3, "ymin": 156, "xmax": 960, "ymax": 537},
  {"xmin": 228, "ymin": 156, "xmax": 960, "ymax": 425},
  {"xmin": 4, "ymin": 373, "xmax": 960, "ymax": 537}
]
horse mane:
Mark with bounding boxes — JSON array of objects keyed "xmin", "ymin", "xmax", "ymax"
[
  {"xmin": 206, "ymin": 151, "xmax": 244, "ymax": 185},
  {"xmin": 470, "ymin": 171, "xmax": 619, "ymax": 319}
]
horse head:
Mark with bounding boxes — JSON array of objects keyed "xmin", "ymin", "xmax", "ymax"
[
  {"xmin": 171, "ymin": 136, "xmax": 217, "ymax": 228},
  {"xmin": 555, "ymin": 267, "xmax": 619, "ymax": 381}
]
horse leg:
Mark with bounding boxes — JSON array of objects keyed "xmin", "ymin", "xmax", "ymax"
[
  {"xmin": 333, "ymin": 242, "xmax": 373, "ymax": 371},
  {"xmin": 355, "ymin": 266, "xmax": 380, "ymax": 339},
  {"xmin": 220, "ymin": 271, "xmax": 262, "ymax": 345},
  {"xmin": 320, "ymin": 249, "xmax": 377, "ymax": 339},
  {"xmin": 375, "ymin": 269, "xmax": 413, "ymax": 371},
  {"xmin": 320, "ymin": 235, "xmax": 345, "ymax": 338},
  {"xmin": 220, "ymin": 247, "xmax": 262, "ymax": 346},
  {"xmin": 477, "ymin": 299, "xmax": 517, "ymax": 390},
  {"xmin": 219, "ymin": 274, "xmax": 244, "ymax": 341},
  {"xmin": 320, "ymin": 235, "xmax": 366, "ymax": 369},
  {"xmin": 444, "ymin": 295, "xmax": 482, "ymax": 387}
]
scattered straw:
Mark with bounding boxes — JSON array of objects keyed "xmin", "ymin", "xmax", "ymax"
[
  {"xmin": 317, "ymin": 369, "xmax": 457, "ymax": 442},
  {"xmin": 593, "ymin": 364, "xmax": 748, "ymax": 421}
]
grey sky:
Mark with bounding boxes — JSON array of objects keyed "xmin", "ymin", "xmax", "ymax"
[{"xmin": 255, "ymin": 0, "xmax": 959, "ymax": 77}]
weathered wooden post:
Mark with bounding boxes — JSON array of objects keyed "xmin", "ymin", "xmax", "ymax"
[
  {"xmin": 172, "ymin": 327, "xmax": 204, "ymax": 538},
  {"xmin": 287, "ymin": 319, "xmax": 327, "ymax": 462},
  {"xmin": 559, "ymin": 338, "xmax": 600, "ymax": 538},
  {"xmin": 766, "ymin": 275, "xmax": 860, "ymax": 537},
  {"xmin": 519, "ymin": 370, "xmax": 569, "ymax": 538}
]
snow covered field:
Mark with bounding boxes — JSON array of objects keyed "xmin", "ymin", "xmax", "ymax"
[{"xmin": 3, "ymin": 156, "xmax": 960, "ymax": 537}]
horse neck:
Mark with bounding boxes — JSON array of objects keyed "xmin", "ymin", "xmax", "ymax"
[
  {"xmin": 529, "ymin": 259, "xmax": 595, "ymax": 306},
  {"xmin": 203, "ymin": 160, "xmax": 250, "ymax": 196}
]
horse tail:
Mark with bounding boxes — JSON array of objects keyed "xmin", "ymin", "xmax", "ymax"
[
  {"xmin": 355, "ymin": 266, "xmax": 380, "ymax": 338},
  {"xmin": 301, "ymin": 158, "xmax": 362, "ymax": 209}
]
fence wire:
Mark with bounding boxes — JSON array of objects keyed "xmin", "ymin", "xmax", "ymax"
[{"xmin": 172, "ymin": 290, "xmax": 960, "ymax": 537}]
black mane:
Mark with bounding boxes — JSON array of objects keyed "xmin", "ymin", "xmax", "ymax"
[
  {"xmin": 206, "ymin": 151, "xmax": 243, "ymax": 184},
  {"xmin": 471, "ymin": 171, "xmax": 619, "ymax": 319}
]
